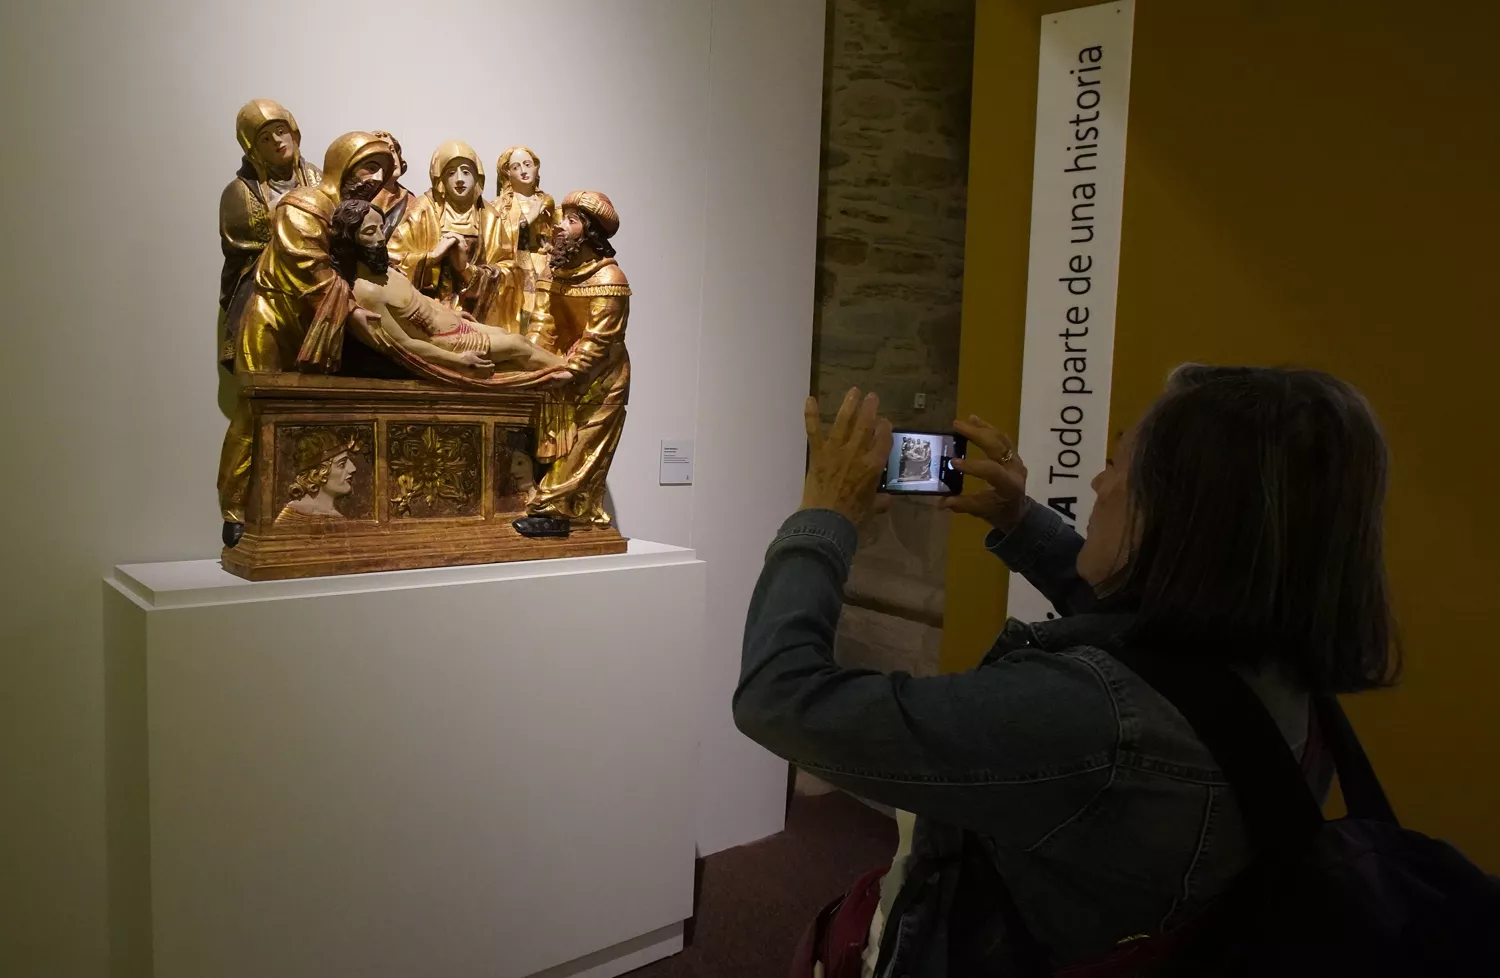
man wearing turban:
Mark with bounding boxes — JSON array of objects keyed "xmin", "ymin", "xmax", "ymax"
[
  {"xmin": 217, "ymin": 99, "xmax": 321, "ymax": 367},
  {"xmin": 217, "ymin": 131, "xmax": 396, "ymax": 544},
  {"xmin": 514, "ymin": 190, "xmax": 632, "ymax": 537}
]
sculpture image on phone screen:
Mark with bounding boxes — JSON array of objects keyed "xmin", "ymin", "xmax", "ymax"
[{"xmin": 896, "ymin": 435, "xmax": 934, "ymax": 484}]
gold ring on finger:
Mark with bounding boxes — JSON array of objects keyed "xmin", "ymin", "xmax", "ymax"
[{"xmin": 997, "ymin": 449, "xmax": 1015, "ymax": 463}]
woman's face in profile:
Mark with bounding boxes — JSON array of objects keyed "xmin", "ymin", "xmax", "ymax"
[{"xmin": 1077, "ymin": 425, "xmax": 1137, "ymax": 587}]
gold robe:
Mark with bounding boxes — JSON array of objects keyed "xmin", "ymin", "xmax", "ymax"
[
  {"xmin": 386, "ymin": 192, "xmax": 510, "ymax": 312},
  {"xmin": 218, "ymin": 99, "xmax": 320, "ymax": 365},
  {"xmin": 219, "ymin": 131, "xmax": 395, "ymax": 523},
  {"xmin": 483, "ymin": 189, "xmax": 558, "ymax": 335},
  {"xmin": 526, "ymin": 257, "xmax": 631, "ymax": 524}
]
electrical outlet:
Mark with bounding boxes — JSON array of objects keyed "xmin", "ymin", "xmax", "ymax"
[{"xmin": 913, "ymin": 392, "xmax": 927, "ymax": 409}]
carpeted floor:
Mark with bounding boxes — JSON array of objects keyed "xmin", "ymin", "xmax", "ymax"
[{"xmin": 630, "ymin": 788, "xmax": 897, "ymax": 977}]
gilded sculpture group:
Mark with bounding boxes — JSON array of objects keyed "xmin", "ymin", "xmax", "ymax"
[{"xmin": 216, "ymin": 98, "xmax": 631, "ymax": 544}]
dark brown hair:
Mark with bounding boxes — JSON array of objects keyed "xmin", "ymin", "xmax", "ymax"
[
  {"xmin": 1123, "ymin": 365, "xmax": 1399, "ymax": 693},
  {"xmin": 329, "ymin": 199, "xmax": 374, "ymax": 282},
  {"xmin": 578, "ymin": 210, "xmax": 616, "ymax": 259}
]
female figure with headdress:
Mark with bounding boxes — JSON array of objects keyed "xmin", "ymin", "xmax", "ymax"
[
  {"xmin": 479, "ymin": 146, "xmax": 557, "ymax": 334},
  {"xmin": 217, "ymin": 99, "xmax": 321, "ymax": 366},
  {"xmin": 386, "ymin": 140, "xmax": 509, "ymax": 313}
]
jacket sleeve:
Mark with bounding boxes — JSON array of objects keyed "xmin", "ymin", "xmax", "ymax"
[
  {"xmin": 985, "ymin": 501, "xmax": 1100, "ymax": 616},
  {"xmin": 734, "ymin": 509, "xmax": 1117, "ymax": 846}
]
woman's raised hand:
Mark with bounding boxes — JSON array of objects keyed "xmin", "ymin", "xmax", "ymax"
[
  {"xmin": 942, "ymin": 415, "xmax": 1030, "ymax": 532},
  {"xmin": 800, "ymin": 387, "xmax": 894, "ymax": 525}
]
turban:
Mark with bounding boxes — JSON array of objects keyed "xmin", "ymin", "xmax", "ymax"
[{"xmin": 562, "ymin": 190, "xmax": 619, "ymax": 238}]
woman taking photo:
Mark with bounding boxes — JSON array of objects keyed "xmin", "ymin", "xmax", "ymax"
[{"xmin": 734, "ymin": 365, "xmax": 1399, "ymax": 976}]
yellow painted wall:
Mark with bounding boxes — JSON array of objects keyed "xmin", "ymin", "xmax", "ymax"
[{"xmin": 944, "ymin": 0, "xmax": 1500, "ymax": 869}]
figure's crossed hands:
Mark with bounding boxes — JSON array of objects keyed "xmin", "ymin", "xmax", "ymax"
[
  {"xmin": 941, "ymin": 415, "xmax": 1030, "ymax": 532},
  {"xmin": 800, "ymin": 387, "xmax": 893, "ymax": 526}
]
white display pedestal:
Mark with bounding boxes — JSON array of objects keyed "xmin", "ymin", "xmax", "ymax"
[{"xmin": 103, "ymin": 542, "xmax": 704, "ymax": 978}]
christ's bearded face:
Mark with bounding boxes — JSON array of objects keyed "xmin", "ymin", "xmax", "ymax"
[{"xmin": 354, "ymin": 208, "xmax": 390, "ymax": 273}]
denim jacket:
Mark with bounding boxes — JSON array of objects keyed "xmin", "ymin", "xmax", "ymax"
[{"xmin": 734, "ymin": 505, "xmax": 1325, "ymax": 976}]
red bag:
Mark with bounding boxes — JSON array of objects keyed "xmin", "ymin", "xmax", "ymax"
[{"xmin": 790, "ymin": 867, "xmax": 888, "ymax": 978}]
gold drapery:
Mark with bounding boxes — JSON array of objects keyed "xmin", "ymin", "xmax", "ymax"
[
  {"xmin": 218, "ymin": 131, "xmax": 396, "ymax": 522},
  {"xmin": 526, "ymin": 257, "xmax": 631, "ymax": 525},
  {"xmin": 217, "ymin": 99, "xmax": 320, "ymax": 364}
]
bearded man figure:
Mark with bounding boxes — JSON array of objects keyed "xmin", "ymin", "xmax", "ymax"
[
  {"xmin": 217, "ymin": 99, "xmax": 321, "ymax": 368},
  {"xmin": 514, "ymin": 190, "xmax": 631, "ymax": 538},
  {"xmin": 217, "ymin": 131, "xmax": 395, "ymax": 546}
]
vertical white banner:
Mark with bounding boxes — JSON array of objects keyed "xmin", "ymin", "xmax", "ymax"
[{"xmin": 1008, "ymin": 1, "xmax": 1135, "ymax": 622}]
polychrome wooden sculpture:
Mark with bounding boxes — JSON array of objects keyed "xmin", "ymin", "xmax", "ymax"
[{"xmin": 216, "ymin": 104, "xmax": 630, "ymax": 580}]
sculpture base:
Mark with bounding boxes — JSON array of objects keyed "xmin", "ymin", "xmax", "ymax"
[
  {"xmin": 223, "ymin": 373, "xmax": 627, "ymax": 581},
  {"xmin": 223, "ymin": 520, "xmax": 627, "ymax": 581}
]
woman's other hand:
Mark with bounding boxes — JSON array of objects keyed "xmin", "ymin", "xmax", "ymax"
[
  {"xmin": 942, "ymin": 415, "xmax": 1030, "ymax": 532},
  {"xmin": 800, "ymin": 387, "xmax": 893, "ymax": 525}
]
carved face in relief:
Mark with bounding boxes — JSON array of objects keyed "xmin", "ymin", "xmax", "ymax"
[
  {"xmin": 442, "ymin": 160, "xmax": 479, "ymax": 207},
  {"xmin": 506, "ymin": 151, "xmax": 538, "ymax": 195},
  {"xmin": 324, "ymin": 450, "xmax": 356, "ymax": 496},
  {"xmin": 508, "ymin": 449, "xmax": 536, "ymax": 492}
]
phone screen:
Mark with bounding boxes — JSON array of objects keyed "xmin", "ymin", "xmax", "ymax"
[{"xmin": 879, "ymin": 431, "xmax": 967, "ymax": 495}]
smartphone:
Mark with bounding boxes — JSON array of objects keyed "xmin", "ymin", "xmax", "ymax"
[{"xmin": 878, "ymin": 430, "xmax": 967, "ymax": 495}]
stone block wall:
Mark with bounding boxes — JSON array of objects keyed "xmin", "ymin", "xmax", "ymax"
[
  {"xmin": 812, "ymin": 0, "xmax": 975, "ymax": 676},
  {"xmin": 814, "ymin": 0, "xmax": 975, "ymax": 433}
]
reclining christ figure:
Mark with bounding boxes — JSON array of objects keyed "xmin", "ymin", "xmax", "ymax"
[{"xmin": 328, "ymin": 198, "xmax": 568, "ymax": 379}]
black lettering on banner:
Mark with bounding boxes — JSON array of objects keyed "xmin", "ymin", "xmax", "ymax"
[
  {"xmin": 1065, "ymin": 149, "xmax": 1097, "ymax": 174},
  {"xmin": 1038, "ymin": 48, "xmax": 1108, "ymax": 529}
]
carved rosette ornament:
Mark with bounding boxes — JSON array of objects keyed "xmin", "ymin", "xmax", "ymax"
[
  {"xmin": 214, "ymin": 109, "xmax": 632, "ymax": 580},
  {"xmin": 389, "ymin": 425, "xmax": 482, "ymax": 518}
]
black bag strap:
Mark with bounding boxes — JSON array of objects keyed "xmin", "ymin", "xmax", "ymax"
[
  {"xmin": 1106, "ymin": 645, "xmax": 1327, "ymax": 851},
  {"xmin": 1110, "ymin": 644, "xmax": 1402, "ymax": 847},
  {"xmin": 1312, "ymin": 692, "xmax": 1399, "ymax": 824}
]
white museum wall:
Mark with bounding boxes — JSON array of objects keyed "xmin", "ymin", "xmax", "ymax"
[
  {"xmin": 0, "ymin": 0, "xmax": 824, "ymax": 973},
  {"xmin": 691, "ymin": 0, "xmax": 830, "ymax": 857}
]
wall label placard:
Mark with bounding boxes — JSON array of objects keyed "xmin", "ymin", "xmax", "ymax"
[{"xmin": 1009, "ymin": 1, "xmax": 1135, "ymax": 622}]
